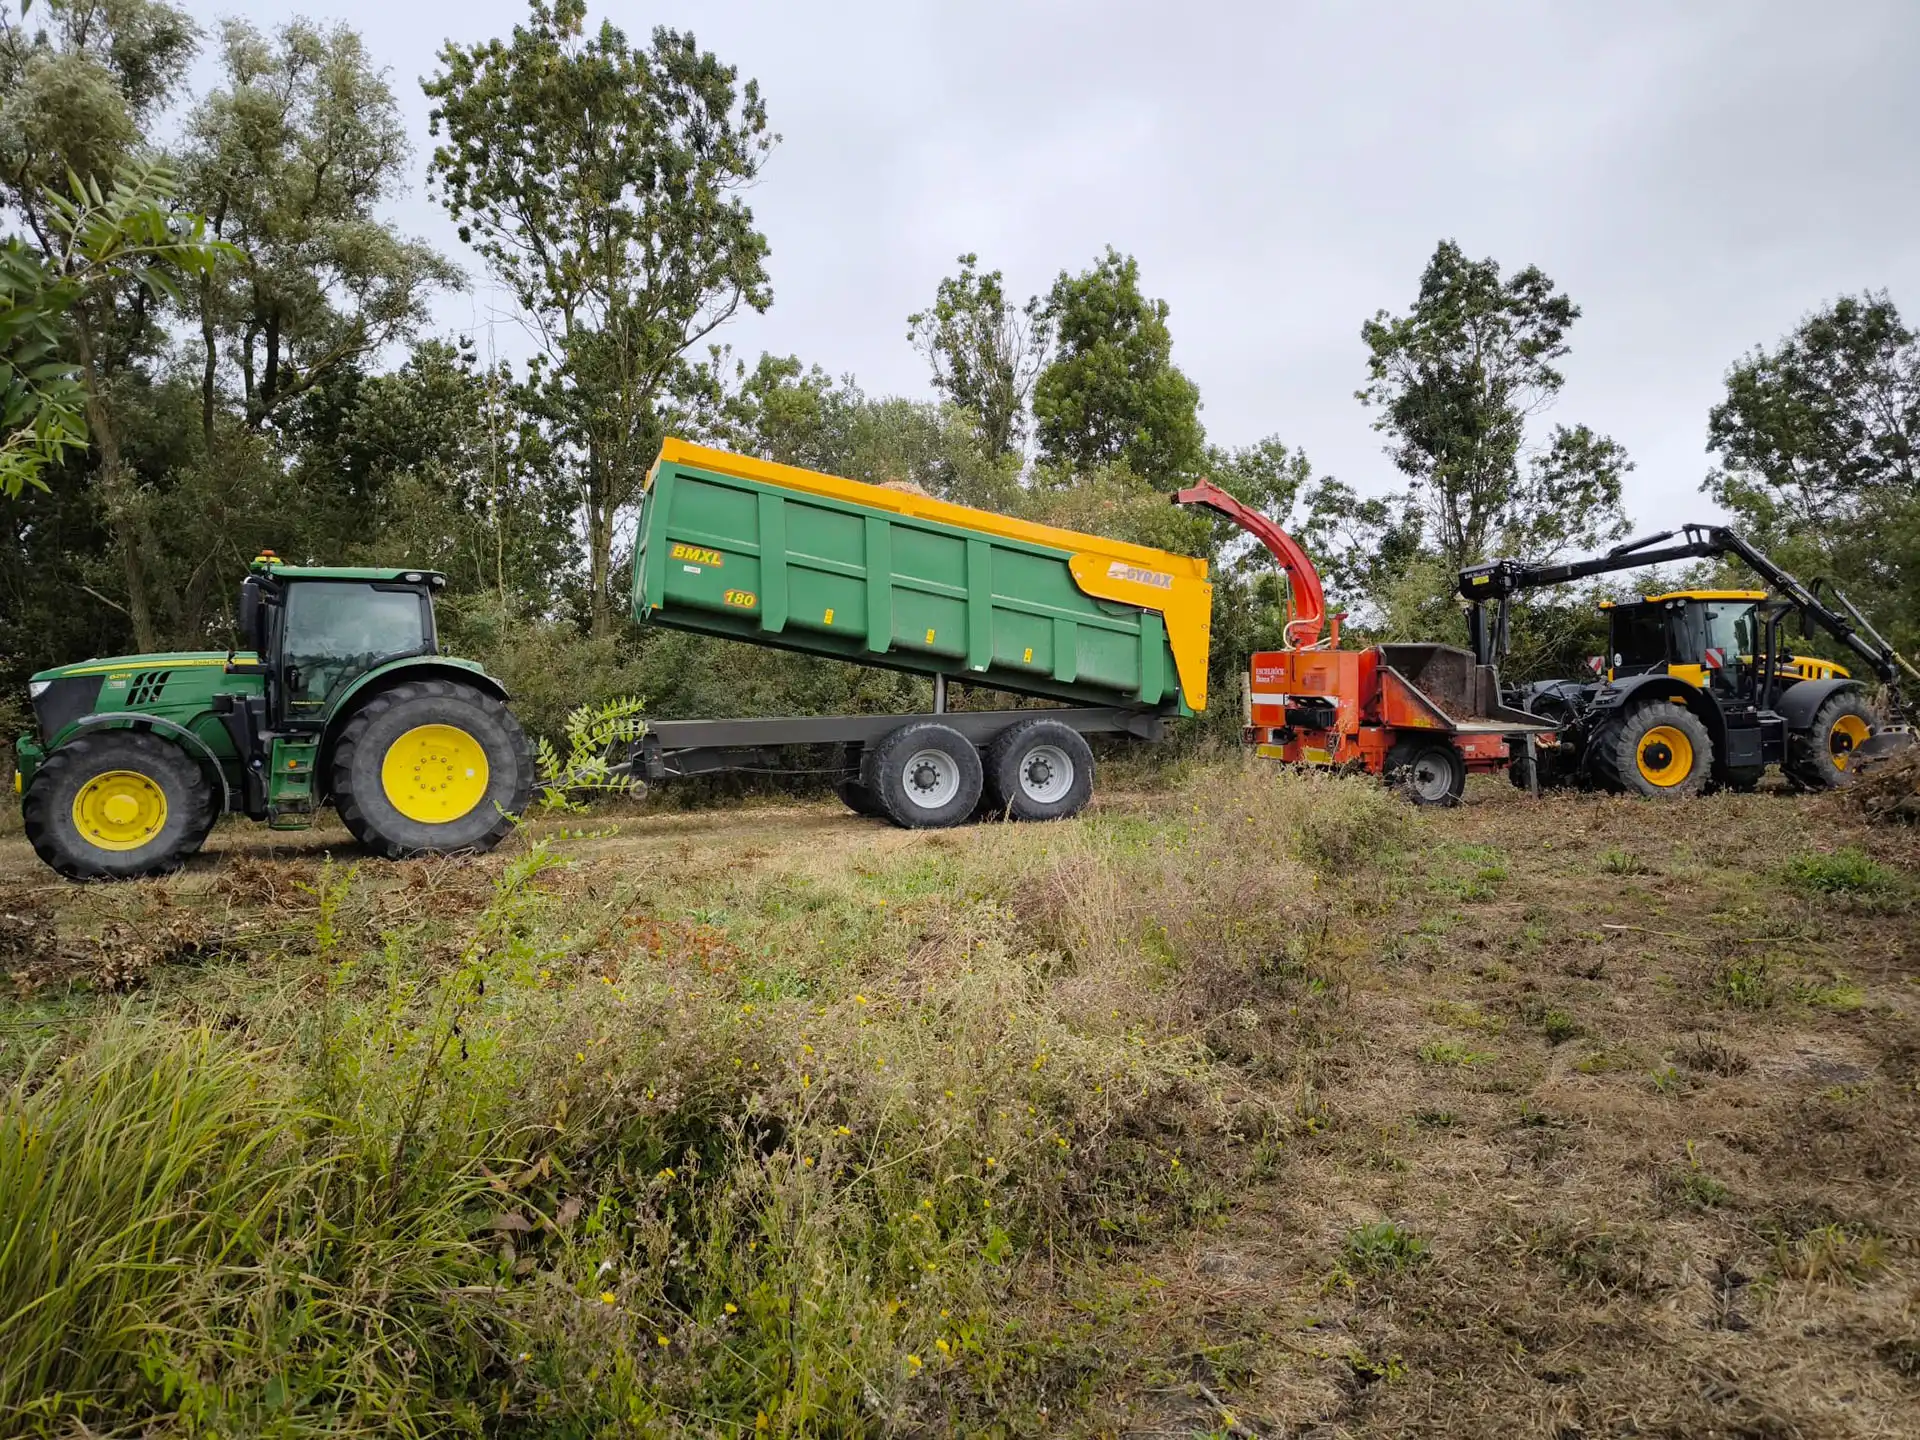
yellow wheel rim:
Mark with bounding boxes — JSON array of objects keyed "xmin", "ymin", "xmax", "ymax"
[
  {"xmin": 1636, "ymin": 724, "xmax": 1694, "ymax": 786},
  {"xmin": 1829, "ymin": 713, "xmax": 1871, "ymax": 770},
  {"xmin": 71, "ymin": 769, "xmax": 168, "ymax": 851},
  {"xmin": 380, "ymin": 724, "xmax": 490, "ymax": 824}
]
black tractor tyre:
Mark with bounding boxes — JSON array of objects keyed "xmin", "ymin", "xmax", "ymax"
[
  {"xmin": 23, "ymin": 730, "xmax": 215, "ymax": 881},
  {"xmin": 984, "ymin": 719, "xmax": 1096, "ymax": 821},
  {"xmin": 1786, "ymin": 690, "xmax": 1878, "ymax": 790},
  {"xmin": 331, "ymin": 679, "xmax": 533, "ymax": 858},
  {"xmin": 1596, "ymin": 701, "xmax": 1713, "ymax": 798},
  {"xmin": 831, "ymin": 745, "xmax": 882, "ymax": 816},
  {"xmin": 1383, "ymin": 737, "xmax": 1466, "ymax": 806},
  {"xmin": 861, "ymin": 721, "xmax": 983, "ymax": 829}
]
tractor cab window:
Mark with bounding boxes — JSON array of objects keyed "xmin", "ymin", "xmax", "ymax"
[
  {"xmin": 1609, "ymin": 605, "xmax": 1671, "ymax": 675},
  {"xmin": 1700, "ymin": 602, "xmax": 1755, "ymax": 666},
  {"xmin": 281, "ymin": 582, "xmax": 431, "ymax": 714}
]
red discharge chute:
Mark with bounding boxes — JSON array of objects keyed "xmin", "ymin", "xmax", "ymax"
[{"xmin": 1172, "ymin": 480, "xmax": 1330, "ymax": 649}]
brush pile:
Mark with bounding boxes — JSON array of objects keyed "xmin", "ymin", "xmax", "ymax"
[{"xmin": 1847, "ymin": 746, "xmax": 1920, "ymax": 823}]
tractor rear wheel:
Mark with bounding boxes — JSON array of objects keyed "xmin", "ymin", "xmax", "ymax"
[
  {"xmin": 1787, "ymin": 691, "xmax": 1877, "ymax": 790},
  {"xmin": 1384, "ymin": 737, "xmax": 1465, "ymax": 806},
  {"xmin": 1596, "ymin": 701, "xmax": 1712, "ymax": 798},
  {"xmin": 23, "ymin": 730, "xmax": 215, "ymax": 880},
  {"xmin": 331, "ymin": 679, "xmax": 533, "ymax": 858}
]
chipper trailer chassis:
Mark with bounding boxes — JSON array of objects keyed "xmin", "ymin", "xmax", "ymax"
[
  {"xmin": 1459, "ymin": 523, "xmax": 1919, "ymax": 796},
  {"xmin": 1171, "ymin": 481, "xmax": 1553, "ymax": 804}
]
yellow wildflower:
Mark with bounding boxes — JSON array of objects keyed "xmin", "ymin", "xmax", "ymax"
[
  {"xmin": 600, "ymin": 1291, "xmax": 616, "ymax": 1304},
  {"xmin": 906, "ymin": 1353, "xmax": 923, "ymax": 1372}
]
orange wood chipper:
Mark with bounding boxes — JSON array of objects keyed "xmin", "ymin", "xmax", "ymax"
[{"xmin": 1173, "ymin": 482, "xmax": 1553, "ymax": 804}]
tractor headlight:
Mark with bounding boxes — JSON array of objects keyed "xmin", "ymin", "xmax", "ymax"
[{"xmin": 27, "ymin": 680, "xmax": 50, "ymax": 698}]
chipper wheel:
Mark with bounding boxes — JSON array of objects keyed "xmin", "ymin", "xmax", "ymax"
[
  {"xmin": 1786, "ymin": 690, "xmax": 1880, "ymax": 790},
  {"xmin": 984, "ymin": 719, "xmax": 1095, "ymax": 821},
  {"xmin": 1384, "ymin": 737, "xmax": 1465, "ymax": 807},
  {"xmin": 1594, "ymin": 701, "xmax": 1712, "ymax": 798},
  {"xmin": 331, "ymin": 679, "xmax": 533, "ymax": 858},
  {"xmin": 861, "ymin": 721, "xmax": 983, "ymax": 829},
  {"xmin": 23, "ymin": 730, "xmax": 215, "ymax": 880}
]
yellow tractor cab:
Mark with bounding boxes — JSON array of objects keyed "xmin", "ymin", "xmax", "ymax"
[{"xmin": 1595, "ymin": 589, "xmax": 1850, "ymax": 692}]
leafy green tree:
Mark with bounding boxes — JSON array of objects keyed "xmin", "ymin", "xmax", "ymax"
[
  {"xmin": 1359, "ymin": 239, "xmax": 1628, "ymax": 567},
  {"xmin": 1706, "ymin": 292, "xmax": 1917, "ymax": 532},
  {"xmin": 0, "ymin": 0, "xmax": 210, "ymax": 647},
  {"xmin": 425, "ymin": 0, "xmax": 774, "ymax": 634},
  {"xmin": 1705, "ymin": 291, "xmax": 1919, "ymax": 649},
  {"xmin": 179, "ymin": 18, "xmax": 457, "ymax": 443},
  {"xmin": 1032, "ymin": 247, "xmax": 1203, "ymax": 480},
  {"xmin": 907, "ymin": 253, "xmax": 1049, "ymax": 458}
]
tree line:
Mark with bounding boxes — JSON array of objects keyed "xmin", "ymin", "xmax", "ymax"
[{"xmin": 3, "ymin": 0, "xmax": 1914, "ymax": 749}]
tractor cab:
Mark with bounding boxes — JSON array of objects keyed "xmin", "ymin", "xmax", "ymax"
[
  {"xmin": 238, "ymin": 551, "xmax": 447, "ymax": 726},
  {"xmin": 1598, "ymin": 588, "xmax": 1848, "ymax": 697}
]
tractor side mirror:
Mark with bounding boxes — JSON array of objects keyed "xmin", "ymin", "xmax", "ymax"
[{"xmin": 237, "ymin": 579, "xmax": 263, "ymax": 655}]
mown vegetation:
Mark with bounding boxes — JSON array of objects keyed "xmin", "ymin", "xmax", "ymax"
[{"xmin": 3, "ymin": 764, "xmax": 1915, "ymax": 1436}]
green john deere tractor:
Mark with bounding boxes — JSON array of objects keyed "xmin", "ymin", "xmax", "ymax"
[{"xmin": 12, "ymin": 552, "xmax": 533, "ymax": 880}]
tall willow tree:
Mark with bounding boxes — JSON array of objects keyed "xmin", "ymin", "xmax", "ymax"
[{"xmin": 425, "ymin": 0, "xmax": 774, "ymax": 634}]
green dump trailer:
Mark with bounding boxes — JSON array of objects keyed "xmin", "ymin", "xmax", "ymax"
[{"xmin": 629, "ymin": 439, "xmax": 1217, "ymax": 827}]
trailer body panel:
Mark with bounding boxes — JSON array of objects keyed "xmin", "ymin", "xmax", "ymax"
[{"xmin": 633, "ymin": 440, "xmax": 1212, "ymax": 713}]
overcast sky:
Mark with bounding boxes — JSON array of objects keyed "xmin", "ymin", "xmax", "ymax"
[{"xmin": 183, "ymin": 0, "xmax": 1920, "ymax": 528}]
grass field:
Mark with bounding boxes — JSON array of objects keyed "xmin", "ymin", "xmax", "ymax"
[{"xmin": 1, "ymin": 763, "xmax": 1915, "ymax": 1437}]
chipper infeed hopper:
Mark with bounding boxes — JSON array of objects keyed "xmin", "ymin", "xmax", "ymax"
[{"xmin": 627, "ymin": 439, "xmax": 1216, "ymax": 826}]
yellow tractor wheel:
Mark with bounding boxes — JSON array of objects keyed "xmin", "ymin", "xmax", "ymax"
[
  {"xmin": 1787, "ymin": 691, "xmax": 1878, "ymax": 790},
  {"xmin": 1597, "ymin": 701, "xmax": 1713, "ymax": 799},
  {"xmin": 330, "ymin": 679, "xmax": 533, "ymax": 858},
  {"xmin": 22, "ymin": 731, "xmax": 215, "ymax": 880}
]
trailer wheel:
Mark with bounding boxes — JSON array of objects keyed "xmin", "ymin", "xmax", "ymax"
[
  {"xmin": 862, "ymin": 722, "xmax": 982, "ymax": 829},
  {"xmin": 1595, "ymin": 701, "xmax": 1712, "ymax": 798},
  {"xmin": 832, "ymin": 747, "xmax": 883, "ymax": 817},
  {"xmin": 23, "ymin": 730, "xmax": 214, "ymax": 880},
  {"xmin": 1787, "ymin": 691, "xmax": 1878, "ymax": 790},
  {"xmin": 985, "ymin": 719, "xmax": 1095, "ymax": 821},
  {"xmin": 1384, "ymin": 738, "xmax": 1465, "ymax": 806}
]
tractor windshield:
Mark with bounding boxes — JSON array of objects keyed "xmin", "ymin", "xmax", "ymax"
[{"xmin": 283, "ymin": 582, "xmax": 431, "ymax": 713}]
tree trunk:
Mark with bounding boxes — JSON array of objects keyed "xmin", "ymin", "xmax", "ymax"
[
  {"xmin": 587, "ymin": 448, "xmax": 613, "ymax": 637},
  {"xmin": 199, "ymin": 269, "xmax": 218, "ymax": 449},
  {"xmin": 73, "ymin": 317, "xmax": 157, "ymax": 651}
]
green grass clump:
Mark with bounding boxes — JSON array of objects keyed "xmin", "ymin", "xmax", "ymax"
[
  {"xmin": 1780, "ymin": 847, "xmax": 1898, "ymax": 898},
  {"xmin": 1418, "ymin": 1039, "xmax": 1491, "ymax": 1067},
  {"xmin": 1342, "ymin": 1221, "xmax": 1431, "ymax": 1274}
]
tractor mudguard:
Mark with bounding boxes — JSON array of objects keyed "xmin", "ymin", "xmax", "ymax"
[
  {"xmin": 57, "ymin": 712, "xmax": 234, "ymax": 813},
  {"xmin": 317, "ymin": 657, "xmax": 512, "ymax": 794},
  {"xmin": 1773, "ymin": 676, "xmax": 1860, "ymax": 733},
  {"xmin": 1587, "ymin": 672, "xmax": 1727, "ymax": 755}
]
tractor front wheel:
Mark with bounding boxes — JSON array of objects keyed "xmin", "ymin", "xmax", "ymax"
[
  {"xmin": 23, "ymin": 730, "xmax": 215, "ymax": 880},
  {"xmin": 1596, "ymin": 701, "xmax": 1712, "ymax": 798},
  {"xmin": 331, "ymin": 679, "xmax": 534, "ymax": 858},
  {"xmin": 1787, "ymin": 691, "xmax": 1878, "ymax": 790}
]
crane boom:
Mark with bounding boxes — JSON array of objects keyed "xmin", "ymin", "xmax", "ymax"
[{"xmin": 1459, "ymin": 523, "xmax": 1919, "ymax": 694}]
